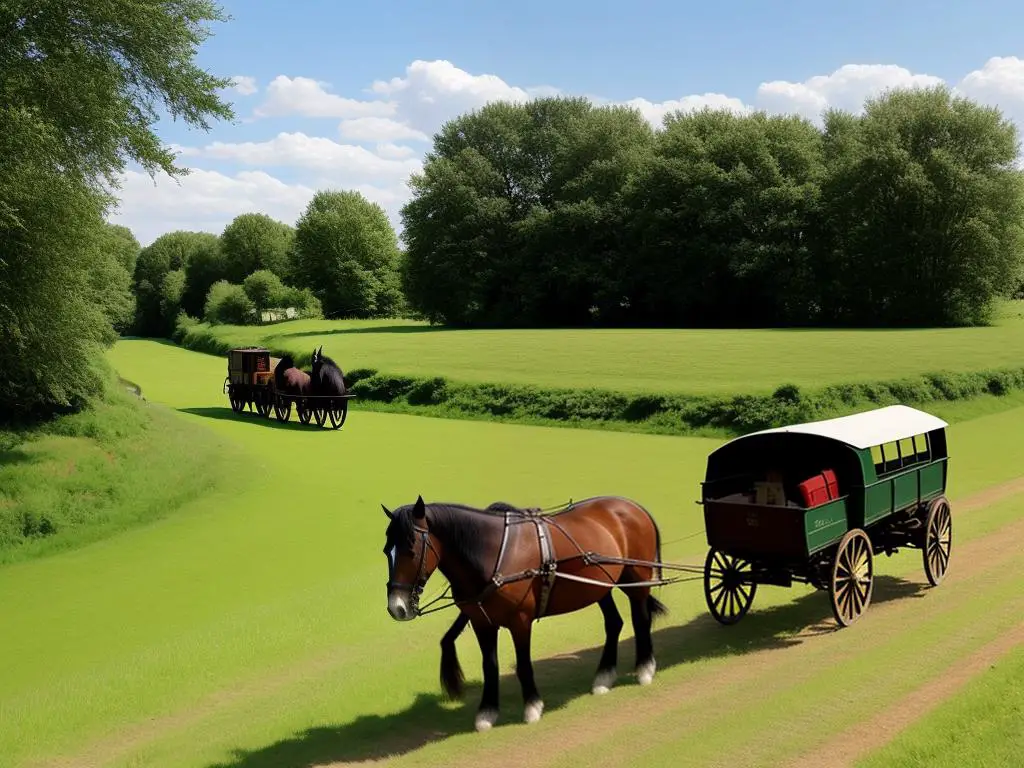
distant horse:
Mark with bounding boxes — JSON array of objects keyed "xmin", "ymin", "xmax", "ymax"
[
  {"xmin": 273, "ymin": 354, "xmax": 312, "ymax": 396},
  {"xmin": 310, "ymin": 344, "xmax": 347, "ymax": 396},
  {"xmin": 381, "ymin": 495, "xmax": 668, "ymax": 732}
]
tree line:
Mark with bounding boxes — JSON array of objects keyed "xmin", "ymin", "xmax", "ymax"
[
  {"xmin": 399, "ymin": 88, "xmax": 1024, "ymax": 328},
  {"xmin": 130, "ymin": 189, "xmax": 404, "ymax": 338}
]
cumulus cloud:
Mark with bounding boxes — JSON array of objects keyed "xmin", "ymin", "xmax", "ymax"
[
  {"xmin": 228, "ymin": 75, "xmax": 258, "ymax": 96},
  {"xmin": 108, "ymin": 168, "xmax": 317, "ymax": 246},
  {"xmin": 338, "ymin": 116, "xmax": 429, "ymax": 143},
  {"xmin": 255, "ymin": 75, "xmax": 396, "ymax": 119},
  {"xmin": 957, "ymin": 56, "xmax": 1024, "ymax": 126},
  {"xmin": 184, "ymin": 132, "xmax": 422, "ymax": 179},
  {"xmin": 121, "ymin": 56, "xmax": 1024, "ymax": 245},
  {"xmin": 755, "ymin": 64, "xmax": 947, "ymax": 123},
  {"xmin": 624, "ymin": 93, "xmax": 750, "ymax": 127}
]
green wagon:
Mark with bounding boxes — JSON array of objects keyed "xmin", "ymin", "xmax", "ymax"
[{"xmin": 699, "ymin": 405, "xmax": 953, "ymax": 627}]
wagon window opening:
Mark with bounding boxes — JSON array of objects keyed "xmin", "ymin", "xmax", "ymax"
[{"xmin": 873, "ymin": 433, "xmax": 931, "ymax": 477}]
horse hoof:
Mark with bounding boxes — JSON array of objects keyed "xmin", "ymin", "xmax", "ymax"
[
  {"xmin": 475, "ymin": 710, "xmax": 499, "ymax": 732},
  {"xmin": 637, "ymin": 659, "xmax": 657, "ymax": 686},
  {"xmin": 592, "ymin": 668, "xmax": 617, "ymax": 695},
  {"xmin": 524, "ymin": 700, "xmax": 544, "ymax": 724}
]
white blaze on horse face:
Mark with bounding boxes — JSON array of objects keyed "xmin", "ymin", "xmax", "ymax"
[{"xmin": 387, "ymin": 544, "xmax": 396, "ymax": 572}]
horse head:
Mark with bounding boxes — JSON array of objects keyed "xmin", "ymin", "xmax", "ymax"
[{"xmin": 381, "ymin": 496, "xmax": 441, "ymax": 621}]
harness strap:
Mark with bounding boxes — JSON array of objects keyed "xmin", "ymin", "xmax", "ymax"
[{"xmin": 534, "ymin": 517, "xmax": 557, "ymax": 620}]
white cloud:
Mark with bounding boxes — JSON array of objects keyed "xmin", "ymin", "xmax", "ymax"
[
  {"xmin": 120, "ymin": 57, "xmax": 1024, "ymax": 246},
  {"xmin": 374, "ymin": 142, "xmax": 418, "ymax": 160},
  {"xmin": 338, "ymin": 116, "xmax": 429, "ymax": 143},
  {"xmin": 255, "ymin": 75, "xmax": 396, "ymax": 119},
  {"xmin": 957, "ymin": 56, "xmax": 1024, "ymax": 127},
  {"xmin": 624, "ymin": 93, "xmax": 750, "ymax": 127},
  {"xmin": 369, "ymin": 59, "xmax": 543, "ymax": 133},
  {"xmin": 229, "ymin": 75, "xmax": 258, "ymax": 97},
  {"xmin": 755, "ymin": 64, "xmax": 946, "ymax": 123},
  {"xmin": 108, "ymin": 168, "xmax": 317, "ymax": 246},
  {"xmin": 187, "ymin": 132, "xmax": 422, "ymax": 179}
]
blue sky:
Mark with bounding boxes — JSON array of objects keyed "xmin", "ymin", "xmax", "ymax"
[{"xmin": 112, "ymin": 0, "xmax": 1024, "ymax": 245}]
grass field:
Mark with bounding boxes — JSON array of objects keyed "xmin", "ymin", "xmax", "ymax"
[
  {"xmin": 187, "ymin": 301, "xmax": 1024, "ymax": 395},
  {"xmin": 2, "ymin": 339, "xmax": 1022, "ymax": 767}
]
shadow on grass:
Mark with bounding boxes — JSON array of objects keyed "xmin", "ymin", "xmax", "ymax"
[
  {"xmin": 178, "ymin": 407, "xmax": 342, "ymax": 433},
  {"xmin": 208, "ymin": 574, "xmax": 926, "ymax": 767}
]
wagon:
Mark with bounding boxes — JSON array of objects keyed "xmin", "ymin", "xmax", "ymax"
[
  {"xmin": 222, "ymin": 346, "xmax": 355, "ymax": 430},
  {"xmin": 698, "ymin": 405, "xmax": 952, "ymax": 627}
]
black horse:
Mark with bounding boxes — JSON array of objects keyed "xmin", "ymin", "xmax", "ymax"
[{"xmin": 310, "ymin": 345, "xmax": 347, "ymax": 396}]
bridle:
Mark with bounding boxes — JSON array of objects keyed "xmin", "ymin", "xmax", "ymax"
[{"xmin": 386, "ymin": 524, "xmax": 439, "ymax": 615}]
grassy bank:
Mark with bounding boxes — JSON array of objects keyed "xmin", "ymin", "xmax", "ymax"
[
  {"xmin": 0, "ymin": 381, "xmax": 243, "ymax": 566},
  {"xmin": 176, "ymin": 300, "xmax": 1024, "ymax": 395},
  {"xmin": 176, "ymin": 318, "xmax": 1024, "ymax": 437}
]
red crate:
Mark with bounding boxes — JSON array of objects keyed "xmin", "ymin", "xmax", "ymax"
[{"xmin": 798, "ymin": 469, "xmax": 839, "ymax": 508}]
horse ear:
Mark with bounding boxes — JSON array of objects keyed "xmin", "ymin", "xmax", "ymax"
[
  {"xmin": 381, "ymin": 503, "xmax": 393, "ymax": 519},
  {"xmin": 413, "ymin": 495, "xmax": 426, "ymax": 520},
  {"xmin": 317, "ymin": 345, "xmax": 323, "ymax": 357}
]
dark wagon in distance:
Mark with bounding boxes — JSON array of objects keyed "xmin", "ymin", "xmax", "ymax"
[{"xmin": 698, "ymin": 405, "xmax": 952, "ymax": 627}]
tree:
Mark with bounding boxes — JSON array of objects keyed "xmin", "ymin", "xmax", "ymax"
[
  {"xmin": 204, "ymin": 280, "xmax": 254, "ymax": 325},
  {"xmin": 133, "ymin": 230, "xmax": 221, "ymax": 335},
  {"xmin": 400, "ymin": 96, "xmax": 655, "ymax": 326},
  {"xmin": 1, "ymin": 0, "xmax": 234, "ymax": 419},
  {"xmin": 180, "ymin": 234, "xmax": 227, "ymax": 318},
  {"xmin": 817, "ymin": 85, "xmax": 1024, "ymax": 326},
  {"xmin": 292, "ymin": 190, "xmax": 405, "ymax": 318},
  {"xmin": 220, "ymin": 213, "xmax": 295, "ymax": 283},
  {"xmin": 242, "ymin": 269, "xmax": 287, "ymax": 320},
  {"xmin": 625, "ymin": 108, "xmax": 825, "ymax": 326}
]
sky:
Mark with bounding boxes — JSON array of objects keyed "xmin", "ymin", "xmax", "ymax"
[{"xmin": 108, "ymin": 0, "xmax": 1024, "ymax": 246}]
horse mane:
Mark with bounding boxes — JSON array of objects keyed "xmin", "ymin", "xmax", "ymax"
[
  {"xmin": 313, "ymin": 354, "xmax": 346, "ymax": 394},
  {"xmin": 275, "ymin": 354, "xmax": 295, "ymax": 388},
  {"xmin": 392, "ymin": 501, "xmax": 509, "ymax": 580}
]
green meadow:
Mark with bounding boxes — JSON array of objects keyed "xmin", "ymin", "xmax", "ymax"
[
  {"xmin": 186, "ymin": 301, "xmax": 1024, "ymax": 395},
  {"xmin": 1, "ymin": 338, "xmax": 1022, "ymax": 767}
]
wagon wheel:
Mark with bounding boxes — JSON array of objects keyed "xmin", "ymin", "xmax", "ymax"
[
  {"xmin": 297, "ymin": 400, "xmax": 312, "ymax": 425},
  {"xmin": 228, "ymin": 385, "xmax": 245, "ymax": 413},
  {"xmin": 923, "ymin": 496, "xmax": 952, "ymax": 587},
  {"xmin": 829, "ymin": 529, "xmax": 874, "ymax": 628},
  {"xmin": 254, "ymin": 390, "xmax": 273, "ymax": 418},
  {"xmin": 328, "ymin": 399, "xmax": 349, "ymax": 430},
  {"xmin": 313, "ymin": 404, "xmax": 328, "ymax": 427},
  {"xmin": 703, "ymin": 548, "xmax": 757, "ymax": 625},
  {"xmin": 274, "ymin": 394, "xmax": 292, "ymax": 422}
]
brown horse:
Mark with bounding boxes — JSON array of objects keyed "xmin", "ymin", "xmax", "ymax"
[
  {"xmin": 273, "ymin": 353, "xmax": 312, "ymax": 395},
  {"xmin": 381, "ymin": 495, "xmax": 668, "ymax": 732}
]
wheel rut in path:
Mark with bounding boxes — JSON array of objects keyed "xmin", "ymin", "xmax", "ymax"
[{"xmin": 788, "ymin": 622, "xmax": 1024, "ymax": 768}]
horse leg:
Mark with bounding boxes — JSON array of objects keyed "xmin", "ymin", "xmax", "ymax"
[
  {"xmin": 626, "ymin": 587, "xmax": 657, "ymax": 686},
  {"xmin": 439, "ymin": 612, "xmax": 470, "ymax": 700},
  {"xmin": 471, "ymin": 619, "xmax": 501, "ymax": 732},
  {"xmin": 509, "ymin": 615, "xmax": 543, "ymax": 724},
  {"xmin": 592, "ymin": 592, "xmax": 623, "ymax": 695}
]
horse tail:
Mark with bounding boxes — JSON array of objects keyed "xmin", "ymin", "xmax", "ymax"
[{"xmin": 639, "ymin": 500, "xmax": 669, "ymax": 621}]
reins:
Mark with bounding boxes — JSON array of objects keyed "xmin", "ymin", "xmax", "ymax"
[{"xmin": 401, "ymin": 501, "xmax": 708, "ymax": 622}]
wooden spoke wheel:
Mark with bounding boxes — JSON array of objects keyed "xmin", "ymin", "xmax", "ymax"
[
  {"xmin": 313, "ymin": 404, "xmax": 328, "ymax": 427},
  {"xmin": 297, "ymin": 401, "xmax": 312, "ymax": 425},
  {"xmin": 829, "ymin": 529, "xmax": 874, "ymax": 628},
  {"xmin": 703, "ymin": 548, "xmax": 757, "ymax": 625},
  {"xmin": 229, "ymin": 386, "xmax": 246, "ymax": 413},
  {"xmin": 923, "ymin": 496, "xmax": 952, "ymax": 587},
  {"xmin": 254, "ymin": 390, "xmax": 272, "ymax": 418},
  {"xmin": 328, "ymin": 400, "xmax": 349, "ymax": 430},
  {"xmin": 274, "ymin": 395, "xmax": 292, "ymax": 422}
]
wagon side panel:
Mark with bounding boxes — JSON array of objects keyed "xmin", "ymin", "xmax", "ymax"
[
  {"xmin": 705, "ymin": 500, "xmax": 813, "ymax": 559},
  {"xmin": 804, "ymin": 497, "xmax": 850, "ymax": 554}
]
